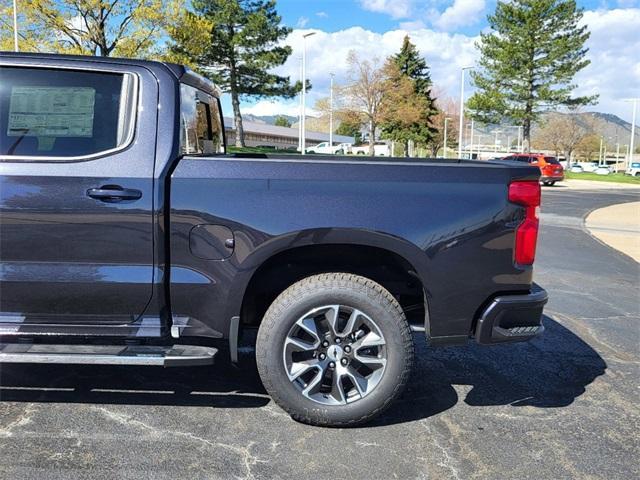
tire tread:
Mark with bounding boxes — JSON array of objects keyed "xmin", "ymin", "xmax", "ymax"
[{"xmin": 256, "ymin": 273, "xmax": 414, "ymax": 427}]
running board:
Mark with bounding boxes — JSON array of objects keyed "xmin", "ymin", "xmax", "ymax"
[{"xmin": 0, "ymin": 344, "xmax": 217, "ymax": 367}]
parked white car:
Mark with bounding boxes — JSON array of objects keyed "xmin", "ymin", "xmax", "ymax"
[
  {"xmin": 594, "ymin": 165, "xmax": 613, "ymax": 175},
  {"xmin": 306, "ymin": 142, "xmax": 352, "ymax": 155},
  {"xmin": 577, "ymin": 162, "xmax": 599, "ymax": 172},
  {"xmin": 625, "ymin": 162, "xmax": 640, "ymax": 177},
  {"xmin": 351, "ymin": 142, "xmax": 391, "ymax": 156},
  {"xmin": 569, "ymin": 164, "xmax": 584, "ymax": 173}
]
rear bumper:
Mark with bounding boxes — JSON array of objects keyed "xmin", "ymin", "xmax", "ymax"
[
  {"xmin": 540, "ymin": 175, "xmax": 564, "ymax": 182},
  {"xmin": 475, "ymin": 288, "xmax": 548, "ymax": 345}
]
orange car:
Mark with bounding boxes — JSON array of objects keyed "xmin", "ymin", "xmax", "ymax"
[{"xmin": 500, "ymin": 153, "xmax": 565, "ymax": 186}]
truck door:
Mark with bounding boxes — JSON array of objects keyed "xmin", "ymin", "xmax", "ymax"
[{"xmin": 0, "ymin": 61, "xmax": 157, "ymax": 324}]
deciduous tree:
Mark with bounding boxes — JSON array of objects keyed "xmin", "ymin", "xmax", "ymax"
[
  {"xmin": 3, "ymin": 0, "xmax": 179, "ymax": 57},
  {"xmin": 533, "ymin": 112, "xmax": 587, "ymax": 164}
]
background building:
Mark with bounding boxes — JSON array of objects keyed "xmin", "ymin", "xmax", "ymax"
[{"xmin": 224, "ymin": 117, "xmax": 353, "ymax": 149}]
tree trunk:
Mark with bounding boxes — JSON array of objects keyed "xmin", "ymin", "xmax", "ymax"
[
  {"xmin": 230, "ymin": 89, "xmax": 245, "ymax": 148},
  {"xmin": 368, "ymin": 120, "xmax": 375, "ymax": 156},
  {"xmin": 404, "ymin": 140, "xmax": 409, "ymax": 157}
]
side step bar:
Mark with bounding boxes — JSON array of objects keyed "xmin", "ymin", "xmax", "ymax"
[{"xmin": 0, "ymin": 344, "xmax": 217, "ymax": 367}]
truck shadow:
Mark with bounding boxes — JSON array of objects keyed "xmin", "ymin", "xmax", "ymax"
[
  {"xmin": 0, "ymin": 315, "xmax": 606, "ymax": 424},
  {"xmin": 372, "ymin": 314, "xmax": 607, "ymax": 426}
]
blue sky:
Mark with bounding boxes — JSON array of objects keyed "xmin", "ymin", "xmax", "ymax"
[{"xmin": 226, "ymin": 0, "xmax": 640, "ymax": 123}]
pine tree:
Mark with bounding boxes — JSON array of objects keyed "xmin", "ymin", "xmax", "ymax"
[
  {"xmin": 381, "ymin": 36, "xmax": 438, "ymax": 156},
  {"xmin": 274, "ymin": 115, "xmax": 292, "ymax": 128},
  {"xmin": 169, "ymin": 0, "xmax": 298, "ymax": 147},
  {"xmin": 467, "ymin": 0, "xmax": 596, "ymax": 150}
]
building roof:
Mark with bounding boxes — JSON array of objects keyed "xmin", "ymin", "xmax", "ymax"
[{"xmin": 223, "ymin": 117, "xmax": 354, "ymax": 144}]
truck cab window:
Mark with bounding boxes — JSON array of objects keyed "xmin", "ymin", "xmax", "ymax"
[
  {"xmin": 0, "ymin": 67, "xmax": 136, "ymax": 159},
  {"xmin": 179, "ymin": 84, "xmax": 223, "ymax": 155}
]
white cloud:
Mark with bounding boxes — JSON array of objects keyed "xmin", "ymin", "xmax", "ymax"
[
  {"xmin": 399, "ymin": 20, "xmax": 427, "ymax": 30},
  {"xmin": 574, "ymin": 8, "xmax": 640, "ymax": 121},
  {"xmin": 358, "ymin": 0, "xmax": 414, "ymax": 19},
  {"xmin": 268, "ymin": 26, "xmax": 479, "ymax": 114},
  {"xmin": 296, "ymin": 16, "xmax": 309, "ymax": 28},
  {"xmin": 435, "ymin": 0, "xmax": 486, "ymax": 30},
  {"xmin": 241, "ymin": 99, "xmax": 310, "ymax": 118},
  {"xmin": 316, "ymin": 11, "xmax": 329, "ymax": 18},
  {"xmin": 238, "ymin": 9, "xmax": 640, "ymax": 123}
]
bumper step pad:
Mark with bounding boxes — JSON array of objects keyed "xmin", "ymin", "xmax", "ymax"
[{"xmin": 0, "ymin": 343, "xmax": 217, "ymax": 367}]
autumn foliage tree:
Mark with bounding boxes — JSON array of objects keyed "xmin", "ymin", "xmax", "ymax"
[
  {"xmin": 3, "ymin": 0, "xmax": 180, "ymax": 57},
  {"xmin": 338, "ymin": 51, "xmax": 425, "ymax": 155},
  {"xmin": 381, "ymin": 36, "xmax": 438, "ymax": 156}
]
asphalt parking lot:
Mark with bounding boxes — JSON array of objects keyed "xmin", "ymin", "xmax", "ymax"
[{"xmin": 1, "ymin": 184, "xmax": 639, "ymax": 480}]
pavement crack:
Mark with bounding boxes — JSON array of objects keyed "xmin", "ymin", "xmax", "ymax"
[
  {"xmin": 420, "ymin": 420, "xmax": 462, "ymax": 480},
  {"xmin": 0, "ymin": 404, "xmax": 37, "ymax": 437},
  {"xmin": 91, "ymin": 406, "xmax": 267, "ymax": 479}
]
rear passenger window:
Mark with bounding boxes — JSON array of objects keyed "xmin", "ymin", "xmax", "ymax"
[
  {"xmin": 0, "ymin": 67, "xmax": 136, "ymax": 159},
  {"xmin": 179, "ymin": 84, "xmax": 224, "ymax": 155}
]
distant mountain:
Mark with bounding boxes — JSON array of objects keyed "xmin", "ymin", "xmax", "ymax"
[
  {"xmin": 471, "ymin": 111, "xmax": 638, "ymax": 149},
  {"xmin": 244, "ymin": 114, "xmax": 298, "ymax": 126},
  {"xmin": 248, "ymin": 111, "xmax": 638, "ymax": 149},
  {"xmin": 536, "ymin": 112, "xmax": 639, "ymax": 146}
]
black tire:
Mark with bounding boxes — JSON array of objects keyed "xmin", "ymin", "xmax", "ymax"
[
  {"xmin": 256, "ymin": 273, "xmax": 414, "ymax": 427},
  {"xmin": 543, "ymin": 181, "xmax": 555, "ymax": 186}
]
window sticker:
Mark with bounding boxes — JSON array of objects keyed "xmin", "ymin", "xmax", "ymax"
[{"xmin": 7, "ymin": 87, "xmax": 95, "ymax": 137}]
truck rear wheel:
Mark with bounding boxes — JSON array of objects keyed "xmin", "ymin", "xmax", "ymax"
[{"xmin": 256, "ymin": 273, "xmax": 414, "ymax": 427}]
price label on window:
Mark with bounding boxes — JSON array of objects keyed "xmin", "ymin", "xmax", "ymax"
[{"xmin": 7, "ymin": 87, "xmax": 95, "ymax": 137}]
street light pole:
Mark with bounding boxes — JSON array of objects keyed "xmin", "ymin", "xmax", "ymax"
[
  {"xmin": 598, "ymin": 136, "xmax": 604, "ymax": 165},
  {"xmin": 628, "ymin": 98, "xmax": 638, "ymax": 169},
  {"xmin": 301, "ymin": 32, "xmax": 316, "ymax": 155},
  {"xmin": 458, "ymin": 66, "xmax": 473, "ymax": 158},
  {"xmin": 13, "ymin": 0, "xmax": 19, "ymax": 52},
  {"xmin": 518, "ymin": 126, "xmax": 523, "ymax": 152},
  {"xmin": 329, "ymin": 72, "xmax": 334, "ymax": 147},
  {"xmin": 469, "ymin": 119, "xmax": 474, "ymax": 156},
  {"xmin": 297, "ymin": 57, "xmax": 302, "ymax": 151},
  {"xmin": 443, "ymin": 117, "xmax": 450, "ymax": 158}
]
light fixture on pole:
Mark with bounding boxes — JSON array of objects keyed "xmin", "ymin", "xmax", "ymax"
[
  {"xmin": 301, "ymin": 31, "xmax": 316, "ymax": 155},
  {"xmin": 443, "ymin": 117, "xmax": 450, "ymax": 158},
  {"xmin": 329, "ymin": 72, "xmax": 334, "ymax": 147},
  {"xmin": 13, "ymin": 0, "xmax": 19, "ymax": 52},
  {"xmin": 457, "ymin": 66, "xmax": 473, "ymax": 159}
]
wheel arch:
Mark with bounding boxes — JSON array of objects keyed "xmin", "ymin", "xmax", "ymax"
[{"xmin": 224, "ymin": 229, "xmax": 431, "ymax": 336}]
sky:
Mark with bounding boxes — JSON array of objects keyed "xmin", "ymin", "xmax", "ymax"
[{"xmin": 224, "ymin": 0, "xmax": 640, "ymax": 124}]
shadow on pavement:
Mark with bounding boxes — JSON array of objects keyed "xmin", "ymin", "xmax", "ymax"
[
  {"xmin": 0, "ymin": 315, "xmax": 606, "ymax": 424},
  {"xmin": 372, "ymin": 315, "xmax": 607, "ymax": 426}
]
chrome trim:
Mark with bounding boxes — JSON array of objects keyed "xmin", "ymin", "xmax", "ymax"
[
  {"xmin": 0, "ymin": 61, "xmax": 140, "ymax": 163},
  {"xmin": 0, "ymin": 343, "xmax": 217, "ymax": 367}
]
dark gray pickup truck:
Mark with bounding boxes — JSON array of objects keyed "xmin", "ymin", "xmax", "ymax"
[{"xmin": 0, "ymin": 53, "xmax": 547, "ymax": 426}]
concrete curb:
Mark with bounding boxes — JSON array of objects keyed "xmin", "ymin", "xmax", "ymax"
[{"xmin": 585, "ymin": 201, "xmax": 640, "ymax": 263}]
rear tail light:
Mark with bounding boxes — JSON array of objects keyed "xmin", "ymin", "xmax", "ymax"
[{"xmin": 509, "ymin": 181, "xmax": 541, "ymax": 265}]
